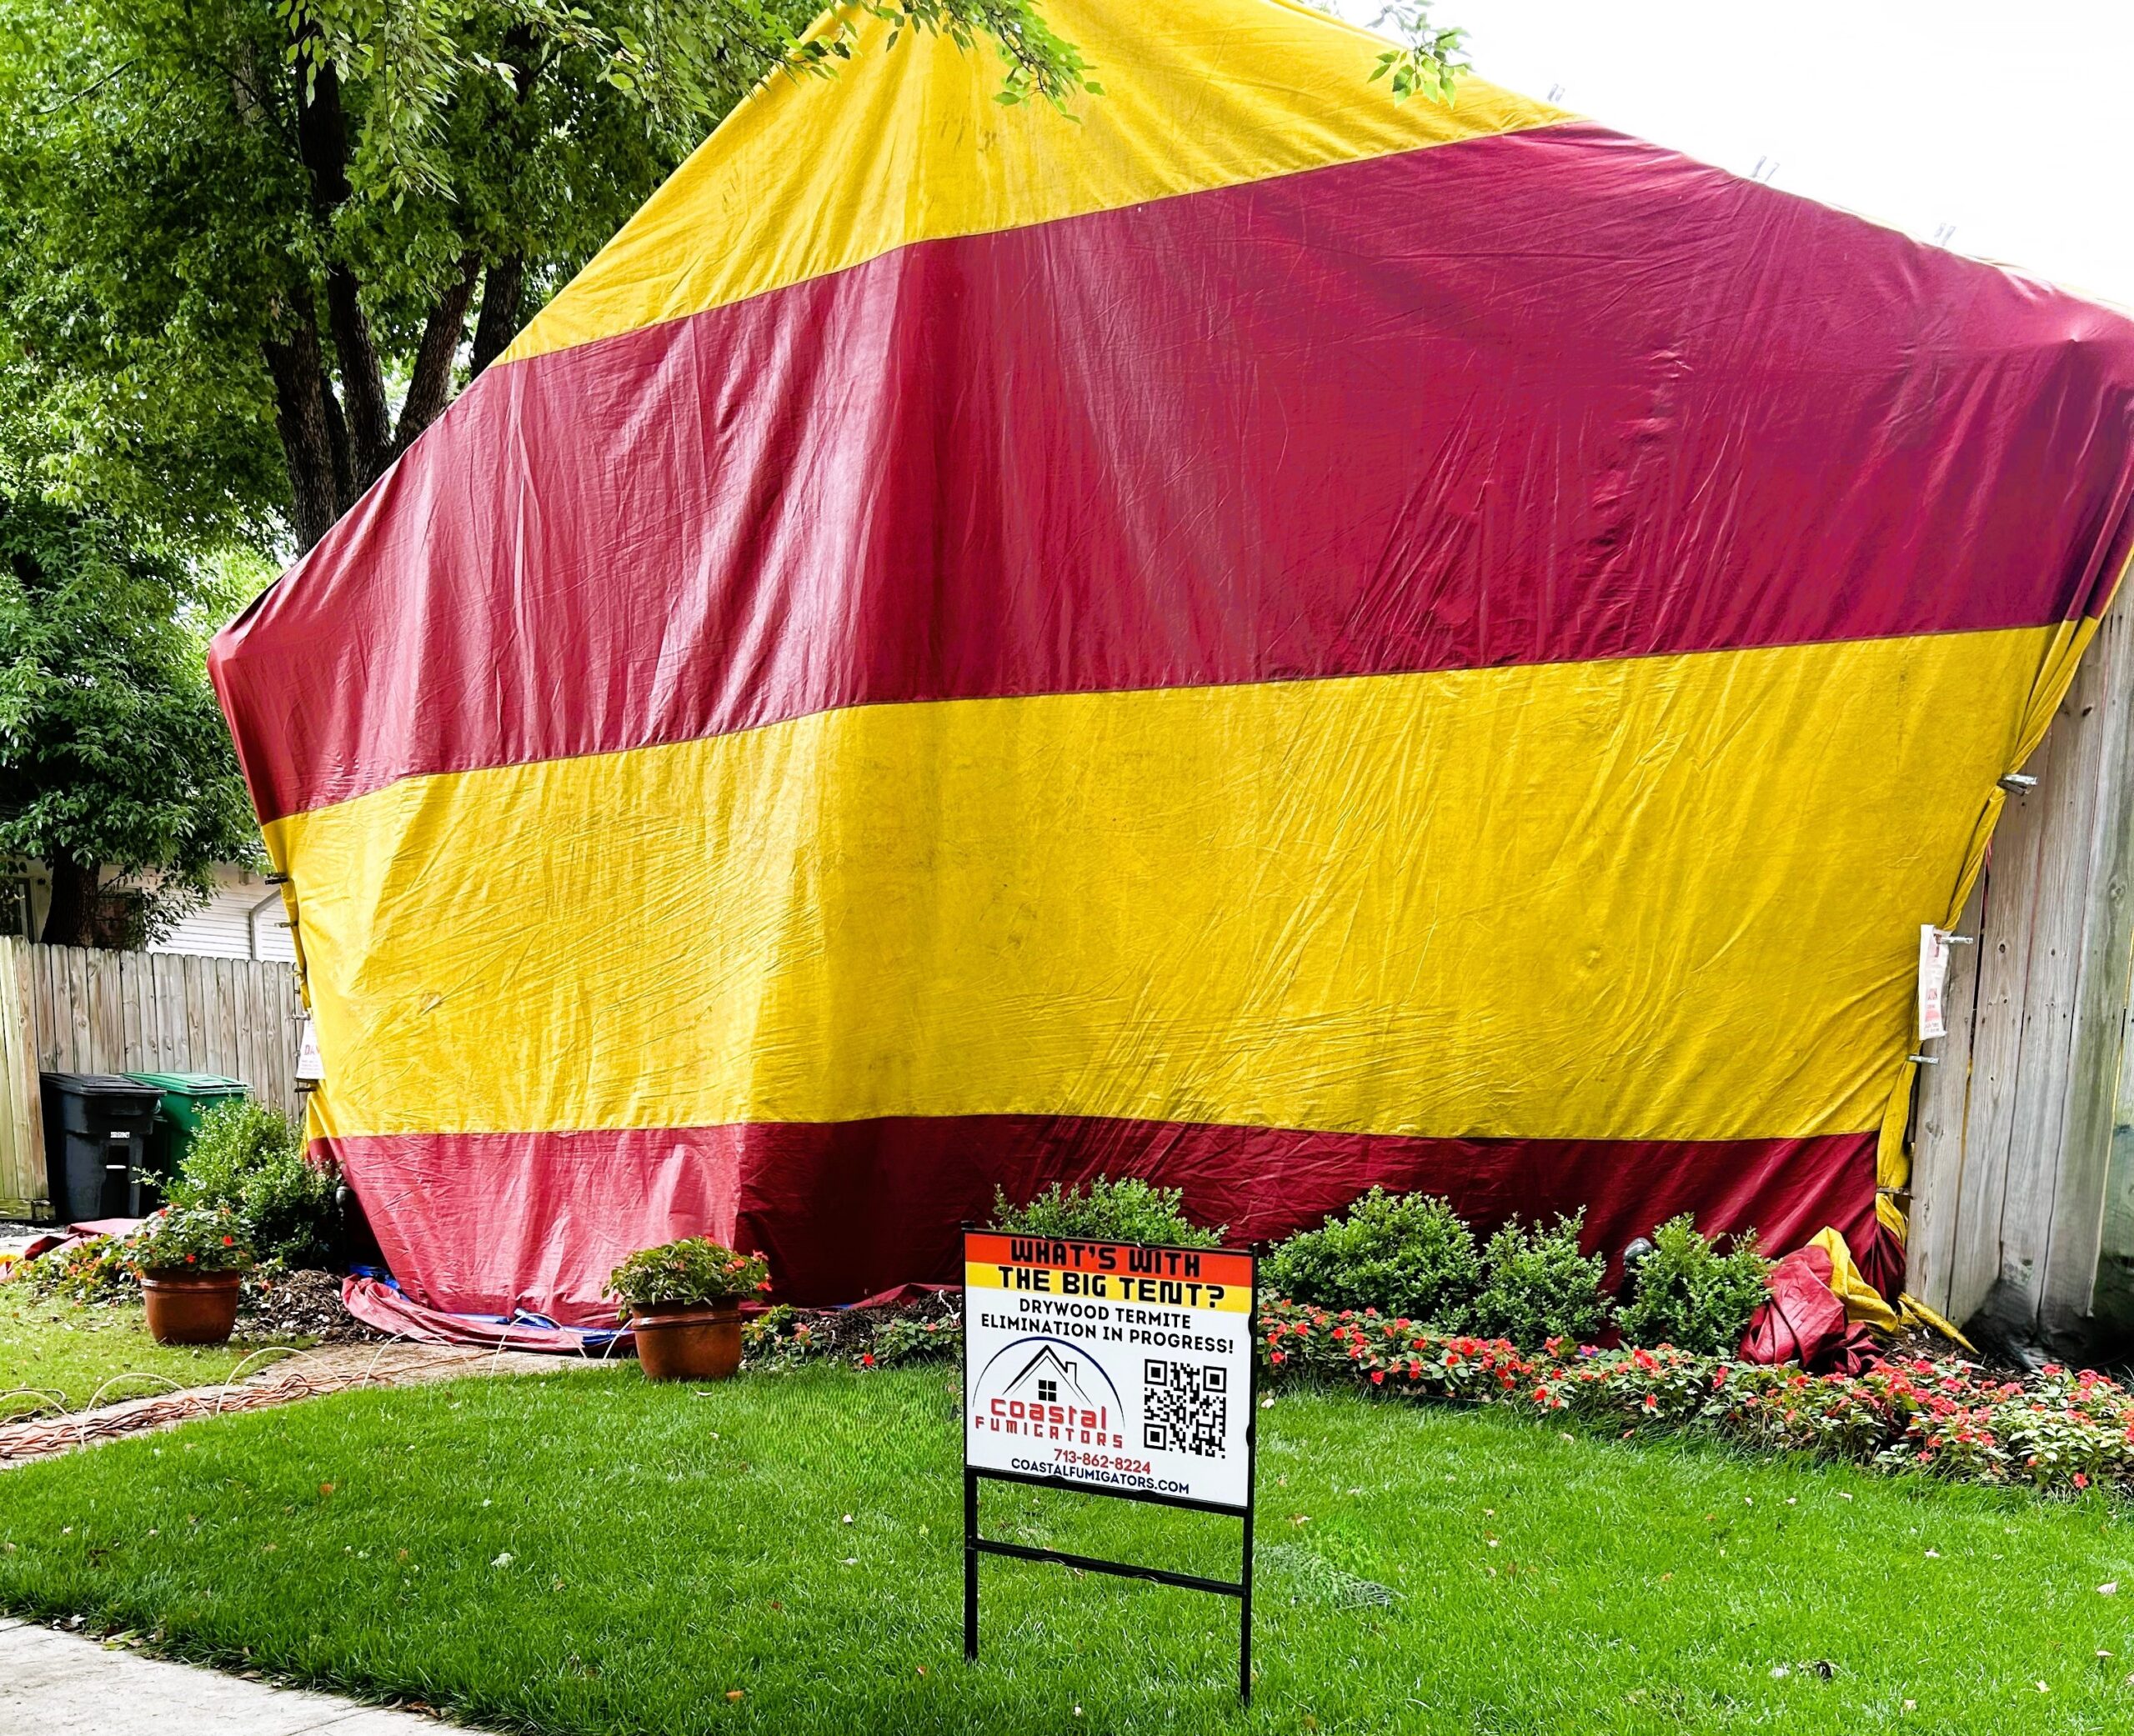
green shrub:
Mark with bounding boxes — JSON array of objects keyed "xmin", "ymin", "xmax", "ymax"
[
  {"xmin": 868, "ymin": 1308, "xmax": 963, "ymax": 1368},
  {"xmin": 168, "ymin": 1099, "xmax": 338, "ymax": 1268},
  {"xmin": 744, "ymin": 1297, "xmax": 962, "ymax": 1372},
  {"xmin": 991, "ymin": 1175, "xmax": 1223, "ymax": 1248},
  {"xmin": 1613, "ymin": 1214, "xmax": 1774, "ymax": 1353},
  {"xmin": 1264, "ymin": 1188, "xmax": 1481, "ymax": 1324},
  {"xmin": 1470, "ymin": 1210, "xmax": 1610, "ymax": 1348},
  {"xmin": 14, "ymin": 1233, "xmax": 137, "ymax": 1304}
]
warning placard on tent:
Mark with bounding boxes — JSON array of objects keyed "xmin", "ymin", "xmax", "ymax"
[
  {"xmin": 1918, "ymin": 923, "xmax": 1951, "ymax": 1041},
  {"xmin": 964, "ymin": 1231, "xmax": 1255, "ymax": 1511}
]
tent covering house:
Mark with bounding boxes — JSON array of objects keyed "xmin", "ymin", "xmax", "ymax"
[{"xmin": 210, "ymin": 0, "xmax": 2134, "ymax": 1324}]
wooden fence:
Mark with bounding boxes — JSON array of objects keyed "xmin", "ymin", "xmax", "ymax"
[
  {"xmin": 0, "ymin": 939, "xmax": 305, "ymax": 1218},
  {"xmin": 1907, "ymin": 583, "xmax": 2134, "ymax": 1348}
]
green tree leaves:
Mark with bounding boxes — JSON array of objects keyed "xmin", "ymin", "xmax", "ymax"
[{"xmin": 0, "ymin": 499, "xmax": 258, "ymax": 943}]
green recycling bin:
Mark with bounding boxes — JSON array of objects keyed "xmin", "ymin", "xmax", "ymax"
[{"xmin": 123, "ymin": 1072, "xmax": 250, "ymax": 1188}]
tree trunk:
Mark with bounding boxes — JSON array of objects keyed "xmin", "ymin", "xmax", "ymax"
[
  {"xmin": 320, "ymin": 367, "xmax": 357, "ymax": 508},
  {"xmin": 260, "ymin": 308, "xmax": 343, "ymax": 553},
  {"xmin": 40, "ymin": 854, "xmax": 100, "ymax": 948},
  {"xmin": 324, "ymin": 268, "xmax": 394, "ymax": 483},
  {"xmin": 468, "ymin": 24, "xmax": 541, "ymax": 380},
  {"xmin": 469, "ymin": 254, "xmax": 527, "ymax": 378},
  {"xmin": 396, "ymin": 253, "xmax": 484, "ymax": 452},
  {"xmin": 293, "ymin": 56, "xmax": 393, "ymax": 487}
]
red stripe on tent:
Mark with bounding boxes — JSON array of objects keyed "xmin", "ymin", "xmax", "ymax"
[
  {"xmin": 214, "ymin": 122, "xmax": 2134, "ymax": 823},
  {"xmin": 328, "ymin": 1118, "xmax": 1879, "ymax": 1323},
  {"xmin": 333, "ymin": 1126, "xmax": 741, "ymax": 1329}
]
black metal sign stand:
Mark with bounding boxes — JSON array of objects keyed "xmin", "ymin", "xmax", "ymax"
[{"xmin": 961, "ymin": 1243, "xmax": 1258, "ymax": 1704}]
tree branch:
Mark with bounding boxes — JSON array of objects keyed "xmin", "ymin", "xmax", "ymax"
[{"xmin": 397, "ymin": 252, "xmax": 483, "ymax": 450}]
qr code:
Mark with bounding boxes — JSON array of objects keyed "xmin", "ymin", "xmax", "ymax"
[{"xmin": 1143, "ymin": 1360, "xmax": 1227, "ymax": 1457}]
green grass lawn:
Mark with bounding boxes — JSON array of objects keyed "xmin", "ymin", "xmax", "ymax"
[
  {"xmin": 1, "ymin": 1363, "xmax": 2130, "ymax": 1733},
  {"xmin": 0, "ymin": 1287, "xmax": 301, "ymax": 1418}
]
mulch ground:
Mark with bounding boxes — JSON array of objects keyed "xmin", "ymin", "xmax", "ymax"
[{"xmin": 239, "ymin": 1267, "xmax": 388, "ymax": 1343}]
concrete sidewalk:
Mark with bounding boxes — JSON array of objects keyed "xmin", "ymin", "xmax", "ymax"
[{"xmin": 0, "ymin": 1618, "xmax": 453, "ymax": 1733}]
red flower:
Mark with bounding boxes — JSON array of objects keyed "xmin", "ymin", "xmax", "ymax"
[
  {"xmin": 2075, "ymin": 1472, "xmax": 2091, "ymax": 1490},
  {"xmin": 222, "ymin": 1235, "xmax": 234, "ymax": 1247},
  {"xmin": 859, "ymin": 1353, "xmax": 876, "ymax": 1368},
  {"xmin": 1270, "ymin": 1349, "xmax": 1286, "ymax": 1366},
  {"xmin": 1370, "ymin": 1369, "xmax": 1385, "ymax": 1386}
]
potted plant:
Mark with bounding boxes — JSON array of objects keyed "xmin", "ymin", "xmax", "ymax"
[
  {"xmin": 609, "ymin": 1238, "xmax": 770, "ymax": 1381},
  {"xmin": 128, "ymin": 1204, "xmax": 254, "ymax": 1345}
]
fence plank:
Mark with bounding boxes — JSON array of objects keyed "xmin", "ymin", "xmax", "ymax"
[
  {"xmin": 140, "ymin": 951, "xmax": 165, "ymax": 1071},
  {"xmin": 0, "ymin": 939, "xmax": 43, "ymax": 1211},
  {"xmin": 65, "ymin": 947, "xmax": 92, "ymax": 1072},
  {"xmin": 156, "ymin": 954, "xmax": 184, "ymax": 1070},
  {"xmin": 182, "ymin": 953, "xmax": 207, "ymax": 1071},
  {"xmin": 2039, "ymin": 600, "xmax": 2134, "ymax": 1336},
  {"xmin": 269, "ymin": 968, "xmax": 296, "ymax": 1116},
  {"xmin": 29, "ymin": 946, "xmax": 52, "ymax": 1073},
  {"xmin": 1949, "ymin": 803, "xmax": 2046, "ymax": 1325},
  {"xmin": 1993, "ymin": 659, "xmax": 2111, "ymax": 1333},
  {"xmin": 215, "ymin": 959, "xmax": 241, "ymax": 1078},
  {"xmin": 1906, "ymin": 879, "xmax": 1986, "ymax": 1318},
  {"xmin": 118, "ymin": 949, "xmax": 144, "ymax": 1073},
  {"xmin": 93, "ymin": 948, "xmax": 123, "ymax": 1071}
]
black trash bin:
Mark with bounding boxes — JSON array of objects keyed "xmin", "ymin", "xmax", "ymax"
[{"xmin": 39, "ymin": 1073, "xmax": 163, "ymax": 1222}]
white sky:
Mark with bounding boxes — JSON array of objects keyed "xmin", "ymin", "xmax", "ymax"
[{"xmin": 1330, "ymin": 1, "xmax": 2132, "ymax": 309}]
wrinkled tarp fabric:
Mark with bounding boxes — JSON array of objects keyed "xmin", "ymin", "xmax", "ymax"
[
  {"xmin": 211, "ymin": 0, "xmax": 2134, "ymax": 1323},
  {"xmin": 1740, "ymin": 1246, "xmax": 1850, "ymax": 1370},
  {"xmin": 338, "ymin": 1276, "xmax": 632, "ymax": 1353}
]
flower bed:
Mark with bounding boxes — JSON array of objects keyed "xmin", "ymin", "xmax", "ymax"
[
  {"xmin": 744, "ymin": 1293, "xmax": 963, "ymax": 1372},
  {"xmin": 1259, "ymin": 1297, "xmax": 2133, "ymax": 1497}
]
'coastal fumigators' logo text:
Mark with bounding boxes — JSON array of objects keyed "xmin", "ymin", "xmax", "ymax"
[{"xmin": 969, "ymin": 1338, "xmax": 1125, "ymax": 1448}]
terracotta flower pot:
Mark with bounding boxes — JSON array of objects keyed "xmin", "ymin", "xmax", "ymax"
[
  {"xmin": 632, "ymin": 1301, "xmax": 743, "ymax": 1381},
  {"xmin": 141, "ymin": 1268, "xmax": 243, "ymax": 1346}
]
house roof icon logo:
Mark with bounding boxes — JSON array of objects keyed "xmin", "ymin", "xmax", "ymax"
[
  {"xmin": 1000, "ymin": 1344, "xmax": 1096, "ymax": 1409},
  {"xmin": 971, "ymin": 1334, "xmax": 1126, "ymax": 1417}
]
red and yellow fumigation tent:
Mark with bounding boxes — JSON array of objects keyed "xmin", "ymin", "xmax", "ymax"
[{"xmin": 211, "ymin": 0, "xmax": 2134, "ymax": 1323}]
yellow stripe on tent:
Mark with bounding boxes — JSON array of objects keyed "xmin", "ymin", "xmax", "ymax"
[
  {"xmin": 503, "ymin": 0, "xmax": 1567, "ymax": 363},
  {"xmin": 271, "ymin": 628, "xmax": 2046, "ymax": 1148}
]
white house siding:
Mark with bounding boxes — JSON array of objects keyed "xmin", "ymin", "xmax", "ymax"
[{"xmin": 149, "ymin": 866, "xmax": 298, "ymax": 963}]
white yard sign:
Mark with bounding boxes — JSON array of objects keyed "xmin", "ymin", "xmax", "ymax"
[{"xmin": 963, "ymin": 1230, "xmax": 1256, "ymax": 1511}]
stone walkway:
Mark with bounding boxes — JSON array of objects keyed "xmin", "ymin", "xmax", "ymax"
[{"xmin": 0, "ymin": 1618, "xmax": 458, "ymax": 1732}]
